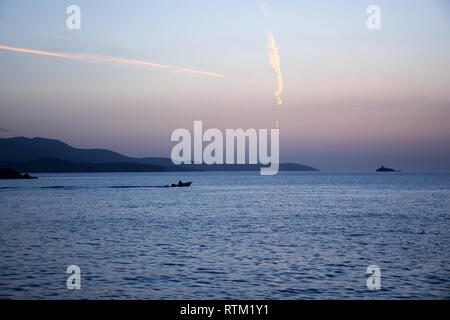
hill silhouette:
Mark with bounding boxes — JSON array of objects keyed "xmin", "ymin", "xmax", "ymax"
[
  {"xmin": 0, "ymin": 137, "xmax": 172, "ymax": 165},
  {"xmin": 0, "ymin": 137, "xmax": 318, "ymax": 172}
]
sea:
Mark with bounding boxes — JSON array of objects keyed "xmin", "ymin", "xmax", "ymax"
[{"xmin": 0, "ymin": 171, "xmax": 449, "ymax": 299}]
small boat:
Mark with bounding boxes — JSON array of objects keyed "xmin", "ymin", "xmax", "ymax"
[{"xmin": 170, "ymin": 181, "xmax": 192, "ymax": 187}]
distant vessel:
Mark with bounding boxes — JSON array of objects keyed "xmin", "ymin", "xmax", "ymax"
[
  {"xmin": 170, "ymin": 180, "xmax": 192, "ymax": 187},
  {"xmin": 376, "ymin": 165, "xmax": 398, "ymax": 172}
]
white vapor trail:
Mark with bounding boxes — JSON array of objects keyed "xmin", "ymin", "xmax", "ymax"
[
  {"xmin": 0, "ymin": 44, "xmax": 226, "ymax": 78},
  {"xmin": 267, "ymin": 33, "xmax": 283, "ymax": 105}
]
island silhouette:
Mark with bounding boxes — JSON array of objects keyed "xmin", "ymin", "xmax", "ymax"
[
  {"xmin": 0, "ymin": 137, "xmax": 318, "ymax": 173},
  {"xmin": 0, "ymin": 168, "xmax": 36, "ymax": 179}
]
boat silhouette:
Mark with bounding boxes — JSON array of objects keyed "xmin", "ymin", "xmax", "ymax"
[{"xmin": 170, "ymin": 180, "xmax": 192, "ymax": 187}]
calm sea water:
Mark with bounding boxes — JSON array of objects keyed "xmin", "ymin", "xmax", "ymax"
[{"xmin": 0, "ymin": 172, "xmax": 449, "ymax": 299}]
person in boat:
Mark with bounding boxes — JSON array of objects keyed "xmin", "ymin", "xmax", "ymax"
[{"xmin": 170, "ymin": 180, "xmax": 183, "ymax": 187}]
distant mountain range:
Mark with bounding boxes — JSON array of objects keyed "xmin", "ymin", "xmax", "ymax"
[{"xmin": 0, "ymin": 137, "xmax": 318, "ymax": 172}]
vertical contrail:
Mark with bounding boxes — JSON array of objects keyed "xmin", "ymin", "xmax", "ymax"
[{"xmin": 267, "ymin": 33, "xmax": 283, "ymax": 106}]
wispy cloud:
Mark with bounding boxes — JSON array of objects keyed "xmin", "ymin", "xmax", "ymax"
[
  {"xmin": 0, "ymin": 128, "xmax": 9, "ymax": 133},
  {"xmin": 0, "ymin": 44, "xmax": 226, "ymax": 78}
]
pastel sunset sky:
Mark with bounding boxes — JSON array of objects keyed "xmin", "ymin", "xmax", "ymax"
[{"xmin": 0, "ymin": 0, "xmax": 449, "ymax": 170}]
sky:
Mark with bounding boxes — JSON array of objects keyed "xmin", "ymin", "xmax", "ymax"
[{"xmin": 0, "ymin": 0, "xmax": 449, "ymax": 170}]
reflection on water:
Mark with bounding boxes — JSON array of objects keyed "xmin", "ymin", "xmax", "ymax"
[{"xmin": 0, "ymin": 172, "xmax": 449, "ymax": 299}]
